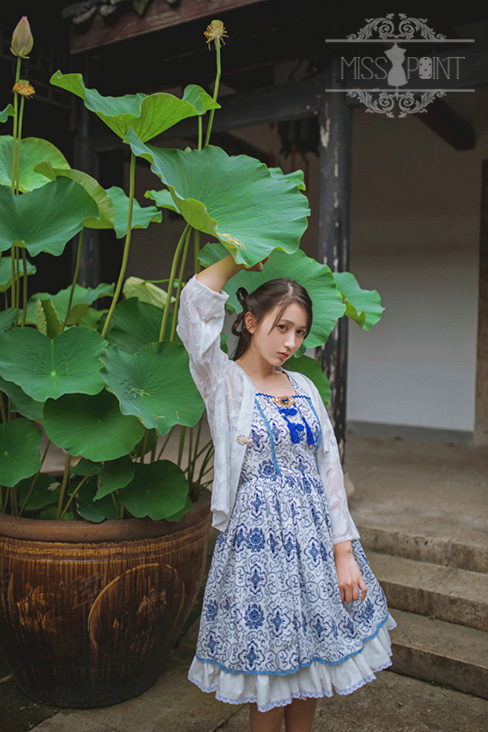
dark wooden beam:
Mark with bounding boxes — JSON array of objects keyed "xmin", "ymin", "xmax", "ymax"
[
  {"xmin": 69, "ymin": 0, "xmax": 270, "ymax": 53},
  {"xmin": 316, "ymin": 55, "xmax": 352, "ymax": 462}
]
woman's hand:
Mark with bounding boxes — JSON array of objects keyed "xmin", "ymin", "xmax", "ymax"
[
  {"xmin": 245, "ymin": 256, "xmax": 269, "ymax": 272},
  {"xmin": 333, "ymin": 541, "xmax": 367, "ymax": 603}
]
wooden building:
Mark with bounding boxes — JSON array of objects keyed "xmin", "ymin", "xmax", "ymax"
[{"xmin": 2, "ymin": 1, "xmax": 487, "ymax": 446}]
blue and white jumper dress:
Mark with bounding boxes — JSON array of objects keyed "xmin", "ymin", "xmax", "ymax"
[{"xmin": 177, "ymin": 276, "xmax": 396, "ymax": 713}]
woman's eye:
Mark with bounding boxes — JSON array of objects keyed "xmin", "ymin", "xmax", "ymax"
[{"xmin": 278, "ymin": 324, "xmax": 287, "ymax": 331}]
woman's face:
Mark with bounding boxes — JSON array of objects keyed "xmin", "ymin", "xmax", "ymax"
[{"xmin": 245, "ymin": 302, "xmax": 309, "ymax": 367}]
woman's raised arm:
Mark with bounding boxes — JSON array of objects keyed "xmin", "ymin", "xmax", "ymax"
[
  {"xmin": 196, "ymin": 254, "xmax": 269, "ymax": 292},
  {"xmin": 196, "ymin": 254, "xmax": 244, "ymax": 292}
]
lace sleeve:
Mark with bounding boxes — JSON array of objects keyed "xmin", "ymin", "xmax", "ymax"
[{"xmin": 176, "ymin": 275, "xmax": 232, "ymax": 401}]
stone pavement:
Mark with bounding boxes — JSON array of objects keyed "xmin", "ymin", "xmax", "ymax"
[{"xmin": 2, "ymin": 433, "xmax": 487, "ymax": 732}]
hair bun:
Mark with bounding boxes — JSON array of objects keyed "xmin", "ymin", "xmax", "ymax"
[{"xmin": 236, "ymin": 287, "xmax": 249, "ymax": 309}]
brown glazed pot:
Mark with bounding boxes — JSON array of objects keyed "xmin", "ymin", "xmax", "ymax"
[{"xmin": 0, "ymin": 490, "xmax": 211, "ymax": 708}]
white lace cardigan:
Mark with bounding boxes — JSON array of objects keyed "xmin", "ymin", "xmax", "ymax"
[{"xmin": 176, "ymin": 275, "xmax": 360, "ymax": 545}]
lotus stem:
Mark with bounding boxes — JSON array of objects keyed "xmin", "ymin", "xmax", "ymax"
[
  {"xmin": 194, "ymin": 230, "xmax": 201, "ymax": 274},
  {"xmin": 59, "ymin": 474, "xmax": 88, "ymax": 520},
  {"xmin": 204, "ymin": 38, "xmax": 222, "ymax": 148},
  {"xmin": 61, "ymin": 229, "xmax": 84, "ymax": 331},
  {"xmin": 156, "ymin": 425, "xmax": 175, "ymax": 460},
  {"xmin": 10, "ymin": 247, "xmax": 16, "ymax": 317},
  {"xmin": 140, "ymin": 428, "xmax": 149, "ymax": 463},
  {"xmin": 0, "ymin": 393, "xmax": 6, "ymax": 423},
  {"xmin": 56, "ymin": 452, "xmax": 71, "ymax": 520},
  {"xmin": 11, "ymin": 57, "xmax": 21, "ymax": 192},
  {"xmin": 187, "ymin": 418, "xmax": 203, "ymax": 487},
  {"xmin": 10, "ymin": 485, "xmax": 18, "ymax": 515},
  {"xmin": 198, "ymin": 116, "xmax": 203, "ymax": 150},
  {"xmin": 15, "ymin": 94, "xmax": 25, "ymax": 193},
  {"xmin": 101, "ymin": 150, "xmax": 137, "ymax": 339},
  {"xmin": 177, "ymin": 426, "xmax": 186, "ymax": 468},
  {"xmin": 15, "ymin": 247, "xmax": 21, "ymax": 309},
  {"xmin": 18, "ymin": 438, "xmax": 51, "ymax": 516},
  {"xmin": 159, "ymin": 222, "xmax": 190, "ymax": 343},
  {"xmin": 20, "ymin": 248, "xmax": 28, "ymax": 326},
  {"xmin": 2, "ymin": 486, "xmax": 8, "ymax": 513},
  {"xmin": 187, "ymin": 424, "xmax": 194, "ymax": 482},
  {"xmin": 169, "ymin": 226, "xmax": 191, "ymax": 341}
]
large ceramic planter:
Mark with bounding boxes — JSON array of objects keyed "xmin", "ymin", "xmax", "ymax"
[{"xmin": 0, "ymin": 490, "xmax": 211, "ymax": 708}]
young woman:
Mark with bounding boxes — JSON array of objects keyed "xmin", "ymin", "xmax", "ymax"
[{"xmin": 176, "ymin": 254, "xmax": 396, "ymax": 732}]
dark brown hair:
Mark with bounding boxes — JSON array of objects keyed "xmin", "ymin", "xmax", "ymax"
[{"xmin": 231, "ymin": 278, "xmax": 313, "ymax": 361}]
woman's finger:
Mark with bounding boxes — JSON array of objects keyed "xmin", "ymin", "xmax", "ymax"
[{"xmin": 359, "ymin": 576, "xmax": 368, "ymax": 602}]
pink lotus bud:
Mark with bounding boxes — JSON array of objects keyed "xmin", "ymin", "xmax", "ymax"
[{"xmin": 10, "ymin": 17, "xmax": 34, "ymax": 59}]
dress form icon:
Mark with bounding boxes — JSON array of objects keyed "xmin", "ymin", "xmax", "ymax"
[{"xmin": 385, "ymin": 43, "xmax": 407, "ymax": 87}]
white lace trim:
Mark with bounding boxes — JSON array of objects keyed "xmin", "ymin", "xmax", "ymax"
[{"xmin": 188, "ymin": 613, "xmax": 396, "ymax": 712}]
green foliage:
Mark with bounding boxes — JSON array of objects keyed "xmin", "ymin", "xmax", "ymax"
[
  {"xmin": 0, "ymin": 179, "xmax": 98, "ymax": 256},
  {"xmin": 0, "ymin": 327, "xmax": 107, "ymax": 401},
  {"xmin": 43, "ymin": 389, "xmax": 145, "ymax": 461},
  {"xmin": 0, "ymin": 33, "xmax": 383, "ymax": 523},
  {"xmin": 0, "ymin": 136, "xmax": 70, "ymax": 191},
  {"xmin": 0, "ymin": 419, "xmax": 42, "ymax": 486},
  {"xmin": 100, "ymin": 341, "xmax": 205, "ymax": 432},
  {"xmin": 50, "ymin": 72, "xmax": 219, "ymax": 142},
  {"xmin": 128, "ymin": 133, "xmax": 310, "ymax": 267},
  {"xmin": 333, "ymin": 272, "xmax": 385, "ymax": 330}
]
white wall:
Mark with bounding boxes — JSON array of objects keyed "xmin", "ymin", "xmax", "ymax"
[{"xmin": 347, "ymin": 89, "xmax": 488, "ymax": 432}]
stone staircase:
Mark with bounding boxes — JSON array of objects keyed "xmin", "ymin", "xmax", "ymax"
[{"xmin": 356, "ymin": 515, "xmax": 488, "ymax": 699}]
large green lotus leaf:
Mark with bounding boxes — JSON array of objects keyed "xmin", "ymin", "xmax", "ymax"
[
  {"xmin": 165, "ymin": 494, "xmax": 192, "ymax": 522},
  {"xmin": 333, "ymin": 272, "xmax": 385, "ymax": 331},
  {"xmin": 0, "ymin": 327, "xmax": 107, "ymax": 401},
  {"xmin": 182, "ymin": 84, "xmax": 221, "ymax": 115},
  {"xmin": 0, "ymin": 309, "xmax": 18, "ymax": 333},
  {"xmin": 0, "ymin": 179, "xmax": 98, "ymax": 256},
  {"xmin": 95, "ymin": 456, "xmax": 135, "ymax": 500},
  {"xmin": 85, "ymin": 186, "xmax": 161, "ymax": 238},
  {"xmin": 0, "ymin": 136, "xmax": 70, "ymax": 191},
  {"xmin": 50, "ymin": 72, "xmax": 219, "ymax": 142},
  {"xmin": 26, "ymin": 283, "xmax": 114, "ymax": 324},
  {"xmin": 71, "ymin": 459, "xmax": 100, "ymax": 477},
  {"xmin": 285, "ymin": 354, "xmax": 331, "ymax": 408},
  {"xmin": 75, "ymin": 476, "xmax": 120, "ymax": 522},
  {"xmin": 0, "ymin": 376, "xmax": 44, "ymax": 420},
  {"xmin": 269, "ymin": 167, "xmax": 306, "ymax": 191},
  {"xmin": 145, "ymin": 188, "xmax": 179, "ymax": 212},
  {"xmin": 0, "ymin": 105, "xmax": 14, "ymax": 124},
  {"xmin": 0, "ymin": 256, "xmax": 36, "ymax": 292},
  {"xmin": 124, "ymin": 130, "xmax": 310, "ymax": 267},
  {"xmin": 43, "ymin": 389, "xmax": 145, "ymax": 461},
  {"xmin": 122, "ymin": 277, "xmax": 170, "ymax": 309},
  {"xmin": 100, "ymin": 341, "xmax": 204, "ymax": 433},
  {"xmin": 117, "ymin": 461, "xmax": 189, "ymax": 520},
  {"xmin": 35, "ymin": 162, "xmax": 115, "ymax": 230},
  {"xmin": 17, "ymin": 473, "xmax": 60, "ymax": 510},
  {"xmin": 199, "ymin": 243, "xmax": 345, "ymax": 348},
  {"xmin": 0, "ymin": 419, "xmax": 42, "ymax": 487},
  {"xmin": 104, "ymin": 298, "xmax": 167, "ymax": 353}
]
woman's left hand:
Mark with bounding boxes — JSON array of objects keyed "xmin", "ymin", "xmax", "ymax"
[{"xmin": 333, "ymin": 543, "xmax": 367, "ymax": 603}]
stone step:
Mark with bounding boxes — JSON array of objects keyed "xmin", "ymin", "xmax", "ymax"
[
  {"xmin": 355, "ymin": 517, "xmax": 488, "ymax": 574},
  {"xmin": 368, "ymin": 551, "xmax": 488, "ymax": 632},
  {"xmin": 390, "ymin": 608, "xmax": 488, "ymax": 700}
]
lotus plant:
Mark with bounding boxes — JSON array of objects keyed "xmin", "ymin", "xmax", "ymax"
[{"xmin": 0, "ymin": 17, "xmax": 384, "ymax": 523}]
